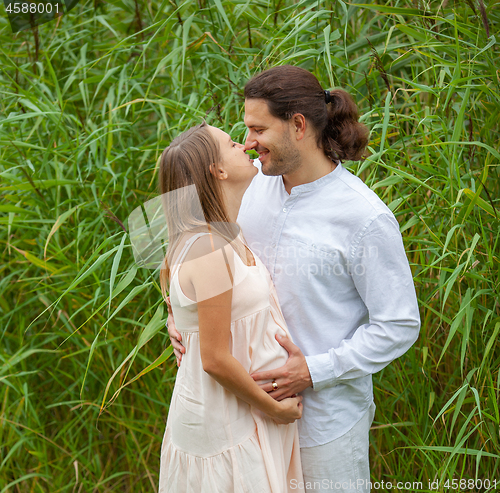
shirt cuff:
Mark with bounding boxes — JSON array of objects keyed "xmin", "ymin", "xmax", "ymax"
[{"xmin": 305, "ymin": 352, "xmax": 336, "ymax": 391}]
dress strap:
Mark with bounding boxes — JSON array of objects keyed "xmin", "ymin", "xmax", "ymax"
[{"xmin": 171, "ymin": 232, "xmax": 212, "ymax": 278}]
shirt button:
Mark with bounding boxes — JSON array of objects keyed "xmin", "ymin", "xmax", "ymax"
[{"xmin": 282, "ymin": 208, "xmax": 287, "ymax": 213}]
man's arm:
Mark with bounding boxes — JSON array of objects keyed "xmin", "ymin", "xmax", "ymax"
[
  {"xmin": 252, "ymin": 213, "xmax": 420, "ymax": 398},
  {"xmin": 306, "ymin": 213, "xmax": 420, "ymax": 390}
]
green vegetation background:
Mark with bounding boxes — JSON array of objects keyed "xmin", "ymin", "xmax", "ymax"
[{"xmin": 0, "ymin": 0, "xmax": 499, "ymax": 491}]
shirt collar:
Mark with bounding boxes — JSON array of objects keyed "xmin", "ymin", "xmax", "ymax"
[{"xmin": 282, "ymin": 163, "xmax": 344, "ymax": 196}]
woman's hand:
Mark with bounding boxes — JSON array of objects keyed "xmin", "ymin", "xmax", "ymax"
[{"xmin": 270, "ymin": 395, "xmax": 303, "ymax": 424}]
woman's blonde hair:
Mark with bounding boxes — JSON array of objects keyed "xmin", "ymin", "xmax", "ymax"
[{"xmin": 158, "ymin": 122, "xmax": 240, "ymax": 301}]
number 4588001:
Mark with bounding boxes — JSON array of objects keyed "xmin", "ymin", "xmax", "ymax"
[
  {"xmin": 6, "ymin": 2, "xmax": 61, "ymax": 14},
  {"xmin": 443, "ymin": 478, "xmax": 497, "ymax": 490}
]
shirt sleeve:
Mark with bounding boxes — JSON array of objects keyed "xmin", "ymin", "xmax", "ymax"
[{"xmin": 305, "ymin": 213, "xmax": 421, "ymax": 391}]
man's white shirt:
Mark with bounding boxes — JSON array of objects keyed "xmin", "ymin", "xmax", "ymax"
[{"xmin": 238, "ymin": 161, "xmax": 420, "ymax": 448}]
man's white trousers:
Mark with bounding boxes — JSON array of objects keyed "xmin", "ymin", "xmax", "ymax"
[{"xmin": 300, "ymin": 402, "xmax": 376, "ymax": 492}]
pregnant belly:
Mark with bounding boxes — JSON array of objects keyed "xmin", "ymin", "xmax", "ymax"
[{"xmin": 230, "ymin": 308, "xmax": 290, "ymax": 375}]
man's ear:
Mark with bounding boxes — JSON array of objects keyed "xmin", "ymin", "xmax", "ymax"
[
  {"xmin": 291, "ymin": 113, "xmax": 306, "ymax": 141},
  {"xmin": 209, "ymin": 162, "xmax": 228, "ymax": 180}
]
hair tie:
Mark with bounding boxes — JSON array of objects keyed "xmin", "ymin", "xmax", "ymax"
[{"xmin": 324, "ymin": 90, "xmax": 331, "ymax": 104}]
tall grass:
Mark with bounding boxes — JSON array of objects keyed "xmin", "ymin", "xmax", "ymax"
[{"xmin": 0, "ymin": 0, "xmax": 498, "ymax": 491}]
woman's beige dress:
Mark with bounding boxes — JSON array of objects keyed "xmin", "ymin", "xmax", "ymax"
[{"xmin": 159, "ymin": 233, "xmax": 303, "ymax": 492}]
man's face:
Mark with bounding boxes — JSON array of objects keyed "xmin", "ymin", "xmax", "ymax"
[{"xmin": 244, "ymin": 98, "xmax": 302, "ymax": 176}]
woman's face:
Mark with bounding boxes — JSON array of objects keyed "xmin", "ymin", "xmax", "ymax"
[{"xmin": 208, "ymin": 126, "xmax": 258, "ymax": 186}]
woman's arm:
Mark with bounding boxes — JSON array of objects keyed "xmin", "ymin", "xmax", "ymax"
[
  {"xmin": 199, "ymin": 289, "xmax": 302, "ymax": 424},
  {"xmin": 184, "ymin": 239, "xmax": 302, "ymax": 424}
]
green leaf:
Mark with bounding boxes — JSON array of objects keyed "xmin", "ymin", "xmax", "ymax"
[
  {"xmin": 0, "ymin": 180, "xmax": 79, "ymax": 192},
  {"xmin": 108, "ymin": 232, "xmax": 128, "ymax": 316},
  {"xmin": 0, "ymin": 205, "xmax": 37, "ymax": 214},
  {"xmin": 44, "ymin": 205, "xmax": 79, "ymax": 258}
]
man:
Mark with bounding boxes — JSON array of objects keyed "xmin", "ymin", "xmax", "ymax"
[{"xmin": 168, "ymin": 65, "xmax": 420, "ymax": 492}]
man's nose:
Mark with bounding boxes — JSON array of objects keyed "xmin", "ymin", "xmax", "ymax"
[{"xmin": 244, "ymin": 135, "xmax": 257, "ymax": 151}]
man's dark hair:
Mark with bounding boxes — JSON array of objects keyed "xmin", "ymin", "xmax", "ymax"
[{"xmin": 244, "ymin": 65, "xmax": 369, "ymax": 163}]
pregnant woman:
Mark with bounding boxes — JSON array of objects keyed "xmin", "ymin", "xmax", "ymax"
[{"xmin": 157, "ymin": 122, "xmax": 304, "ymax": 492}]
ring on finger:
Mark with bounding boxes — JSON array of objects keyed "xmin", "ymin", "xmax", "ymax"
[{"xmin": 272, "ymin": 380, "xmax": 278, "ymax": 391}]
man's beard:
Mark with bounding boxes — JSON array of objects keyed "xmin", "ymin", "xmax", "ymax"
[{"xmin": 261, "ymin": 131, "xmax": 302, "ymax": 176}]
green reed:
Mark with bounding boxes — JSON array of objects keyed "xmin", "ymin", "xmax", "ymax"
[{"xmin": 0, "ymin": 0, "xmax": 498, "ymax": 491}]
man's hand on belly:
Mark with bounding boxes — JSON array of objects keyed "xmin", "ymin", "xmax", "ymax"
[{"xmin": 250, "ymin": 334, "xmax": 313, "ymax": 401}]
